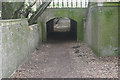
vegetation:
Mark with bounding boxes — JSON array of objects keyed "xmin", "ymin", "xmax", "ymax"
[{"xmin": 1, "ymin": 1, "xmax": 51, "ymax": 25}]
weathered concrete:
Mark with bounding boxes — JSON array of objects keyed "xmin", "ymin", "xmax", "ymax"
[
  {"xmin": 38, "ymin": 8, "xmax": 87, "ymax": 41},
  {"xmin": 0, "ymin": 2, "xmax": 1, "ymax": 19},
  {"xmin": 85, "ymin": 3, "xmax": 118, "ymax": 56},
  {"xmin": 0, "ymin": 19, "xmax": 41, "ymax": 79},
  {"xmin": 0, "ymin": 23, "xmax": 2, "ymax": 79}
]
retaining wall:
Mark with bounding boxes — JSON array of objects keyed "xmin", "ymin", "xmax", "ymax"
[
  {"xmin": 0, "ymin": 19, "xmax": 41, "ymax": 79},
  {"xmin": 0, "ymin": 22, "xmax": 2, "ymax": 79},
  {"xmin": 84, "ymin": 4, "xmax": 118, "ymax": 56}
]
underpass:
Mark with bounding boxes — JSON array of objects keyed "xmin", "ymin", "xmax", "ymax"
[{"xmin": 0, "ymin": 1, "xmax": 119, "ymax": 79}]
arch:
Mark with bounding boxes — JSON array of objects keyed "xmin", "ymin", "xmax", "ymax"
[
  {"xmin": 38, "ymin": 8, "xmax": 86, "ymax": 41},
  {"xmin": 46, "ymin": 17, "xmax": 77, "ymax": 41}
]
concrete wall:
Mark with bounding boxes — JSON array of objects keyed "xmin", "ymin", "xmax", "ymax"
[
  {"xmin": 0, "ymin": 2, "xmax": 1, "ymax": 19},
  {"xmin": 0, "ymin": 22, "xmax": 2, "ymax": 79},
  {"xmin": 85, "ymin": 4, "xmax": 118, "ymax": 56},
  {"xmin": 0, "ymin": 19, "xmax": 41, "ymax": 79},
  {"xmin": 38, "ymin": 8, "xmax": 87, "ymax": 41}
]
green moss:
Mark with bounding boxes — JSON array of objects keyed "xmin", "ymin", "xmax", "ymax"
[
  {"xmin": 91, "ymin": 8, "xmax": 99, "ymax": 54},
  {"xmin": 104, "ymin": 9, "xmax": 113, "ymax": 20},
  {"xmin": 91, "ymin": 47, "xmax": 102, "ymax": 57},
  {"xmin": 99, "ymin": 7, "xmax": 118, "ymax": 48},
  {"xmin": 13, "ymin": 33, "xmax": 17, "ymax": 42},
  {"xmin": 103, "ymin": 2, "xmax": 119, "ymax": 6},
  {"xmin": 89, "ymin": 7, "xmax": 118, "ymax": 56},
  {"xmin": 40, "ymin": 22, "xmax": 45, "ymax": 41},
  {"xmin": 51, "ymin": 8, "xmax": 87, "ymax": 41},
  {"xmin": 113, "ymin": 50, "xmax": 119, "ymax": 56},
  {"xmin": 4, "ymin": 34, "xmax": 8, "ymax": 43}
]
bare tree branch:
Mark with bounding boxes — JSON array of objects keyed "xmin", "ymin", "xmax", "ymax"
[
  {"xmin": 28, "ymin": 2, "xmax": 51, "ymax": 25},
  {"xmin": 24, "ymin": 0, "xmax": 37, "ymax": 18}
]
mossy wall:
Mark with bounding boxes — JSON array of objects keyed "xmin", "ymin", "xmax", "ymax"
[
  {"xmin": 38, "ymin": 8, "xmax": 87, "ymax": 41},
  {"xmin": 85, "ymin": 5, "xmax": 118, "ymax": 56},
  {"xmin": 0, "ymin": 19, "xmax": 41, "ymax": 79},
  {"xmin": 0, "ymin": 25, "xmax": 2, "ymax": 79},
  {"xmin": 118, "ymin": 3, "xmax": 120, "ymax": 55},
  {"xmin": 99, "ymin": 7, "xmax": 118, "ymax": 56}
]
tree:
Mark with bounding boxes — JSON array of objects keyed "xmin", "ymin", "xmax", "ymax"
[
  {"xmin": 12, "ymin": 2, "xmax": 25, "ymax": 19},
  {"xmin": 2, "ymin": 2, "xmax": 25, "ymax": 19},
  {"xmin": 23, "ymin": 0, "xmax": 37, "ymax": 18},
  {"xmin": 28, "ymin": 2, "xmax": 51, "ymax": 25},
  {"xmin": 1, "ymin": 0, "xmax": 52, "ymax": 25}
]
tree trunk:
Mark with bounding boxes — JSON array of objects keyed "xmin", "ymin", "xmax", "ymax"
[{"xmin": 12, "ymin": 2, "xmax": 25, "ymax": 19}]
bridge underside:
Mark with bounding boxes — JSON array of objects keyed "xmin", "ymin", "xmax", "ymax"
[
  {"xmin": 46, "ymin": 17, "xmax": 77, "ymax": 41},
  {"xmin": 38, "ymin": 8, "xmax": 87, "ymax": 41}
]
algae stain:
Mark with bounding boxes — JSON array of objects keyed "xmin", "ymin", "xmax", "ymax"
[
  {"xmin": 104, "ymin": 9, "xmax": 113, "ymax": 19},
  {"xmin": 40, "ymin": 22, "xmax": 45, "ymax": 41}
]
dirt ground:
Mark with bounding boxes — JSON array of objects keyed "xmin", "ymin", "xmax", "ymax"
[{"xmin": 11, "ymin": 40, "xmax": 118, "ymax": 78}]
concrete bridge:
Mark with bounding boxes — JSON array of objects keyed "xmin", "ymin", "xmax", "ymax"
[{"xmin": 0, "ymin": 2, "xmax": 119, "ymax": 79}]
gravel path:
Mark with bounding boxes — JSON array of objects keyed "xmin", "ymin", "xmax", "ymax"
[{"xmin": 11, "ymin": 41, "xmax": 118, "ymax": 78}]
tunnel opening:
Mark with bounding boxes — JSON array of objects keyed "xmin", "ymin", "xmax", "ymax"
[{"xmin": 46, "ymin": 17, "xmax": 77, "ymax": 42}]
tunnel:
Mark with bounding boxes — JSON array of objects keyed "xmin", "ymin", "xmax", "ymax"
[{"xmin": 46, "ymin": 17, "xmax": 77, "ymax": 41}]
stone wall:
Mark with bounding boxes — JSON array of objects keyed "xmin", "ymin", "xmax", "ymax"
[
  {"xmin": 84, "ymin": 3, "xmax": 118, "ymax": 56},
  {"xmin": 0, "ymin": 19, "xmax": 41, "ymax": 79},
  {"xmin": 38, "ymin": 8, "xmax": 87, "ymax": 41}
]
